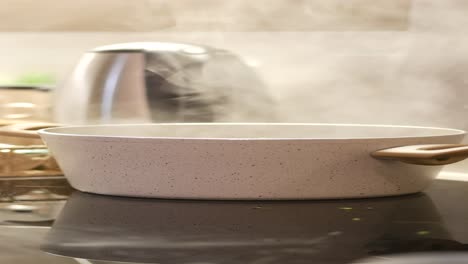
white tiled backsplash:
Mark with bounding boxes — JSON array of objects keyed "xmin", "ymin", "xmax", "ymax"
[{"xmin": 1, "ymin": 0, "xmax": 468, "ymax": 171}]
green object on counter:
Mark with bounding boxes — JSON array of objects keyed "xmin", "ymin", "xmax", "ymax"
[{"xmin": 13, "ymin": 73, "xmax": 55, "ymax": 85}]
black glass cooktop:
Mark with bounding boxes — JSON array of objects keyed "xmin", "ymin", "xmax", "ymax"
[{"xmin": 1, "ymin": 178, "xmax": 468, "ymax": 264}]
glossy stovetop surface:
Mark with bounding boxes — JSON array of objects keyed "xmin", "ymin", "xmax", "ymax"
[{"xmin": 1, "ymin": 177, "xmax": 468, "ymax": 264}]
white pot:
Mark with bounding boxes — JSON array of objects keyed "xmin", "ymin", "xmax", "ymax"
[{"xmin": 39, "ymin": 123, "xmax": 468, "ymax": 199}]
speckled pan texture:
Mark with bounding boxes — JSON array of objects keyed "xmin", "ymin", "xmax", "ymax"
[{"xmin": 39, "ymin": 123, "xmax": 466, "ymax": 199}]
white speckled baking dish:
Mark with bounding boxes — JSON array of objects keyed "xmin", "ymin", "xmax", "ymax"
[{"xmin": 39, "ymin": 123, "xmax": 468, "ymax": 199}]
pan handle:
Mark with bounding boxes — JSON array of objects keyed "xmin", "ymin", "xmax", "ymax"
[{"xmin": 371, "ymin": 144, "xmax": 468, "ymax": 165}]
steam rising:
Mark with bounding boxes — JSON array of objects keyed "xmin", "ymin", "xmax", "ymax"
[
  {"xmin": 1, "ymin": 1, "xmax": 462, "ymax": 127},
  {"xmin": 2, "ymin": 2, "xmax": 468, "ymax": 133}
]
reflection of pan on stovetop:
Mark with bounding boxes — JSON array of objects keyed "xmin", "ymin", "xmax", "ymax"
[{"xmin": 41, "ymin": 190, "xmax": 466, "ymax": 264}]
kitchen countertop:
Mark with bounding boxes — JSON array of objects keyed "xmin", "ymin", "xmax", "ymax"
[{"xmin": 1, "ymin": 176, "xmax": 468, "ymax": 264}]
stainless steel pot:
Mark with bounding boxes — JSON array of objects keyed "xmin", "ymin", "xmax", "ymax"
[
  {"xmin": 55, "ymin": 42, "xmax": 275, "ymax": 124},
  {"xmin": 39, "ymin": 123, "xmax": 468, "ymax": 199}
]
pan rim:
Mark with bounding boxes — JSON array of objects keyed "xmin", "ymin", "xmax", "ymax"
[{"xmin": 38, "ymin": 123, "xmax": 466, "ymax": 141}]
